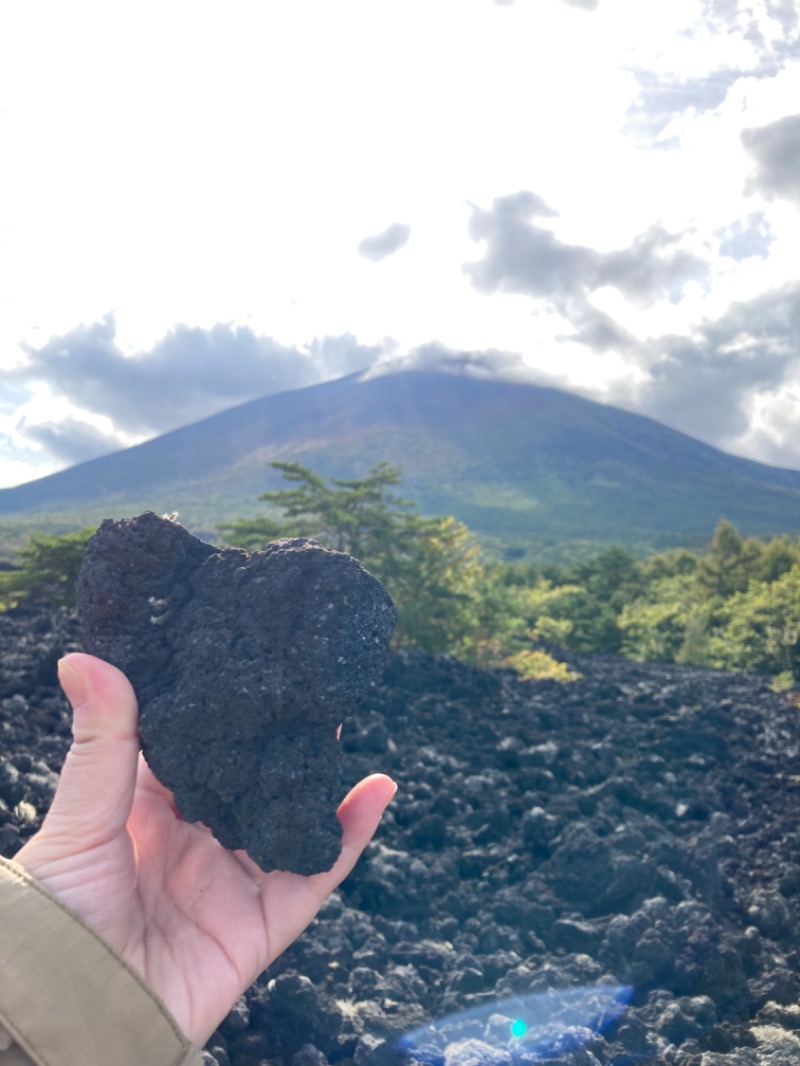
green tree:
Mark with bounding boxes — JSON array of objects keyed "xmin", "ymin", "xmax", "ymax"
[
  {"xmin": 619, "ymin": 601, "xmax": 682, "ymax": 663},
  {"xmin": 0, "ymin": 528, "xmax": 94, "ymax": 609},
  {"xmin": 675, "ymin": 605, "xmax": 714, "ymax": 666},
  {"xmin": 219, "ymin": 461, "xmax": 412, "ymax": 558},
  {"xmin": 694, "ymin": 519, "xmax": 762, "ymax": 599},
  {"xmin": 506, "ymin": 577, "xmax": 586, "ymax": 647},
  {"xmin": 219, "ymin": 462, "xmax": 487, "ymax": 656},
  {"xmin": 618, "ymin": 575, "xmax": 712, "ymax": 665},
  {"xmin": 712, "ymin": 564, "xmax": 800, "ymax": 679},
  {"xmin": 754, "ymin": 535, "xmax": 800, "ymax": 584},
  {"xmin": 641, "ymin": 547, "xmax": 698, "ymax": 582},
  {"xmin": 387, "ymin": 514, "xmax": 487, "ymax": 656},
  {"xmin": 562, "ymin": 547, "xmax": 645, "ymax": 653}
]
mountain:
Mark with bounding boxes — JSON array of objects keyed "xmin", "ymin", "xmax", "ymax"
[{"xmin": 1, "ymin": 368, "xmax": 799, "ymax": 558}]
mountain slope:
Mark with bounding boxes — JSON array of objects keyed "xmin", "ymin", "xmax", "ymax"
[{"xmin": 1, "ymin": 369, "xmax": 799, "ymax": 555}]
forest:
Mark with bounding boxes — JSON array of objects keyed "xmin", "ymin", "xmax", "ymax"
[{"xmin": 1, "ymin": 461, "xmax": 799, "ymax": 688}]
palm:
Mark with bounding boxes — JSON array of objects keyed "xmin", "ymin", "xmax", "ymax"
[
  {"xmin": 92, "ymin": 760, "xmax": 281, "ymax": 1041},
  {"xmin": 16, "ymin": 654, "xmax": 394, "ymax": 1048}
]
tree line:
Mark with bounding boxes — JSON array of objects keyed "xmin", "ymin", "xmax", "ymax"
[{"xmin": 1, "ymin": 462, "xmax": 798, "ymax": 686}]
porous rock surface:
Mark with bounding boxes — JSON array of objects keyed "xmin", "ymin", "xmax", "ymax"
[
  {"xmin": 3, "ymin": 607, "xmax": 800, "ymax": 1065},
  {"xmin": 75, "ymin": 513, "xmax": 398, "ymax": 874}
]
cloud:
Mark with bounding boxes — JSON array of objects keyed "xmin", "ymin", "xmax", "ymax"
[
  {"xmin": 559, "ymin": 306, "xmax": 641, "ymax": 354},
  {"xmin": 357, "ymin": 223, "xmax": 411, "ymax": 262},
  {"xmin": 737, "ymin": 385, "xmax": 800, "ymax": 469},
  {"xmin": 741, "ymin": 113, "xmax": 800, "ymax": 204},
  {"xmin": 465, "ymin": 191, "xmax": 596, "ymax": 303},
  {"xmin": 365, "ymin": 339, "xmax": 568, "ymax": 390},
  {"xmin": 597, "ymin": 227, "xmax": 709, "ymax": 305},
  {"xmin": 544, "ymin": 273, "xmax": 800, "ymax": 465},
  {"xmin": 304, "ymin": 333, "xmax": 395, "ymax": 378},
  {"xmin": 18, "ymin": 417, "xmax": 125, "ymax": 466},
  {"xmin": 10, "ymin": 314, "xmax": 313, "ymax": 437},
  {"xmin": 464, "ymin": 190, "xmax": 708, "ymax": 311},
  {"xmin": 699, "ymin": 0, "xmax": 800, "ymax": 63},
  {"xmin": 3, "ymin": 315, "xmax": 389, "ymax": 465},
  {"xmin": 361, "ymin": 293, "xmax": 800, "ymax": 472},
  {"xmin": 613, "ymin": 282, "xmax": 800, "ymax": 448},
  {"xmin": 626, "ymin": 69, "xmax": 740, "ymax": 141},
  {"xmin": 625, "ymin": 1, "xmax": 800, "ymax": 144},
  {"xmin": 765, "ymin": 0, "xmax": 800, "ymax": 40}
]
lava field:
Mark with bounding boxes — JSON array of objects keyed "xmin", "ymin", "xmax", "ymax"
[{"xmin": 3, "ymin": 606, "xmax": 800, "ymax": 1065}]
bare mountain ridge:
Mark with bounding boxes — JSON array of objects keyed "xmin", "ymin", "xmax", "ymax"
[{"xmin": 1, "ymin": 369, "xmax": 799, "ymax": 555}]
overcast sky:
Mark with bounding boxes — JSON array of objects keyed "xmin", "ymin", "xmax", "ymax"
[{"xmin": 0, "ymin": 0, "xmax": 798, "ymax": 488}]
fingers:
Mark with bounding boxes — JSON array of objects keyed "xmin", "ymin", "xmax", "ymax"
[
  {"xmin": 306, "ymin": 773, "xmax": 398, "ymax": 892},
  {"xmin": 335, "ymin": 773, "xmax": 398, "ymax": 873},
  {"xmin": 38, "ymin": 653, "xmax": 141, "ymax": 851}
]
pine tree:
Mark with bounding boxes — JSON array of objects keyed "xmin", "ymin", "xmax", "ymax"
[
  {"xmin": 0, "ymin": 528, "xmax": 94, "ymax": 609},
  {"xmin": 219, "ymin": 462, "xmax": 487, "ymax": 655}
]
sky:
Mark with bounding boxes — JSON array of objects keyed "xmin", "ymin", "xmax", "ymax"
[{"xmin": 0, "ymin": 0, "xmax": 799, "ymax": 489}]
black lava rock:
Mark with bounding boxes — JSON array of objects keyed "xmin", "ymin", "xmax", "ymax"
[
  {"xmin": 7, "ymin": 610, "xmax": 800, "ymax": 1065},
  {"xmin": 76, "ymin": 512, "xmax": 397, "ymax": 874}
]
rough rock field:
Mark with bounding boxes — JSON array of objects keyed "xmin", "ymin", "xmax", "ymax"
[{"xmin": 2, "ymin": 605, "xmax": 800, "ymax": 1065}]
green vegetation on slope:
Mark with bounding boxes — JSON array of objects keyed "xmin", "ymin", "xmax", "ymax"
[{"xmin": 2, "ymin": 464, "xmax": 798, "ymax": 687}]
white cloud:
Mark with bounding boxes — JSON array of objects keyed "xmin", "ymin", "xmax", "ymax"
[
  {"xmin": 357, "ymin": 223, "xmax": 412, "ymax": 262},
  {"xmin": 0, "ymin": 315, "xmax": 389, "ymax": 480},
  {"xmin": 463, "ymin": 191, "xmax": 710, "ymax": 318},
  {"xmin": 606, "ymin": 282, "xmax": 800, "ymax": 456},
  {"xmin": 1, "ymin": 0, "xmax": 799, "ymax": 489},
  {"xmin": 742, "ymin": 113, "xmax": 800, "ymax": 203}
]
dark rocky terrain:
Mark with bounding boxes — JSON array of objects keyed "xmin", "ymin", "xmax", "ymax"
[{"xmin": 3, "ymin": 606, "xmax": 800, "ymax": 1064}]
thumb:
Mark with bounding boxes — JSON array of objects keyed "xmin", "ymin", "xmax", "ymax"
[{"xmin": 38, "ymin": 653, "xmax": 141, "ymax": 851}]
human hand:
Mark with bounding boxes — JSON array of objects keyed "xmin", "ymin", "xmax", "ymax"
[{"xmin": 15, "ymin": 653, "xmax": 396, "ymax": 1047}]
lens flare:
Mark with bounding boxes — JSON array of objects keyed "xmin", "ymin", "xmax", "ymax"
[{"xmin": 398, "ymin": 983, "xmax": 632, "ymax": 1065}]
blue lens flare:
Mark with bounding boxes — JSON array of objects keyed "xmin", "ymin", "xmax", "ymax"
[{"xmin": 398, "ymin": 983, "xmax": 633, "ymax": 1065}]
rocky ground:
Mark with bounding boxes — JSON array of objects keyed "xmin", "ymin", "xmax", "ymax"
[{"xmin": 3, "ymin": 606, "xmax": 800, "ymax": 1065}]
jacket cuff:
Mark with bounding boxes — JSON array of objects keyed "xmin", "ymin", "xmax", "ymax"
[{"xmin": 0, "ymin": 856, "xmax": 203, "ymax": 1066}]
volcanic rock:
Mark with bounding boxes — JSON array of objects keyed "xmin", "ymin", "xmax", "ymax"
[
  {"xmin": 76, "ymin": 512, "xmax": 397, "ymax": 873},
  {"xmin": 5, "ymin": 609, "xmax": 800, "ymax": 1063}
]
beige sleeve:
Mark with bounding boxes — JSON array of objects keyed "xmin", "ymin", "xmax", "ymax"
[{"xmin": 0, "ymin": 857, "xmax": 204, "ymax": 1066}]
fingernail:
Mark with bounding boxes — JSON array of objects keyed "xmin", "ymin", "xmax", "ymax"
[{"xmin": 58, "ymin": 656, "xmax": 89, "ymax": 705}]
